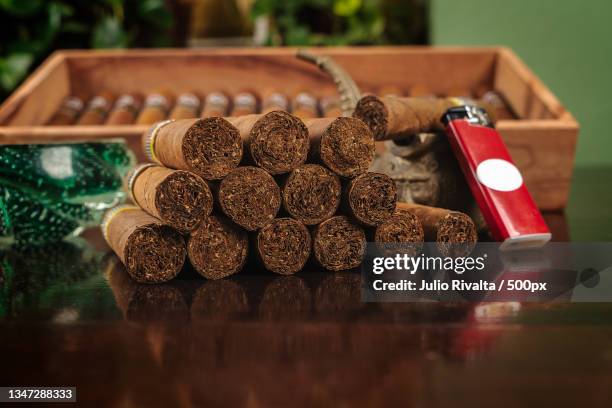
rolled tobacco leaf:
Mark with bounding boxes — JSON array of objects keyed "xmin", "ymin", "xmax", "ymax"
[
  {"xmin": 306, "ymin": 116, "xmax": 375, "ymax": 178},
  {"xmin": 136, "ymin": 89, "xmax": 174, "ymax": 125},
  {"xmin": 345, "ymin": 172, "xmax": 397, "ymax": 226},
  {"xmin": 227, "ymin": 110, "xmax": 309, "ymax": 175},
  {"xmin": 126, "ymin": 163, "xmax": 213, "ymax": 232},
  {"xmin": 282, "ymin": 164, "xmax": 341, "ymax": 225},
  {"xmin": 256, "ymin": 217, "xmax": 311, "ymax": 275},
  {"xmin": 169, "ymin": 92, "xmax": 201, "ymax": 119},
  {"xmin": 292, "ymin": 91, "xmax": 319, "ymax": 119},
  {"xmin": 102, "ymin": 205, "xmax": 186, "ymax": 283},
  {"xmin": 77, "ymin": 91, "xmax": 115, "ymax": 125},
  {"xmin": 397, "ymin": 202, "xmax": 477, "ymax": 257},
  {"xmin": 187, "ymin": 215, "xmax": 249, "ymax": 280},
  {"xmin": 313, "ymin": 215, "xmax": 366, "ymax": 271},
  {"xmin": 231, "ymin": 91, "xmax": 259, "ymax": 116},
  {"xmin": 218, "ymin": 166, "xmax": 281, "ymax": 231},
  {"xmin": 352, "ymin": 95, "xmax": 455, "ymax": 140},
  {"xmin": 201, "ymin": 92, "xmax": 230, "ymax": 117},
  {"xmin": 143, "ymin": 117, "xmax": 242, "ymax": 180},
  {"xmin": 374, "ymin": 207, "xmax": 425, "ymax": 256},
  {"xmin": 47, "ymin": 96, "xmax": 84, "ymax": 125},
  {"xmin": 261, "ymin": 89, "xmax": 290, "ymax": 114}
]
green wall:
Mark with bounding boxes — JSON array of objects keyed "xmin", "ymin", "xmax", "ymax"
[{"xmin": 430, "ymin": 0, "xmax": 612, "ymax": 167}]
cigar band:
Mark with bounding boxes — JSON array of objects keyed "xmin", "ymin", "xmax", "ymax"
[
  {"xmin": 115, "ymin": 94, "xmax": 142, "ymax": 115},
  {"xmin": 177, "ymin": 93, "xmax": 200, "ymax": 109},
  {"xmin": 145, "ymin": 94, "xmax": 170, "ymax": 113},
  {"xmin": 234, "ymin": 93, "xmax": 257, "ymax": 109},
  {"xmin": 294, "ymin": 92, "xmax": 318, "ymax": 109},
  {"xmin": 101, "ymin": 205, "xmax": 139, "ymax": 245},
  {"xmin": 264, "ymin": 93, "xmax": 289, "ymax": 110},
  {"xmin": 144, "ymin": 119, "xmax": 175, "ymax": 163},
  {"xmin": 126, "ymin": 163, "xmax": 157, "ymax": 205},
  {"xmin": 88, "ymin": 96, "xmax": 111, "ymax": 115}
]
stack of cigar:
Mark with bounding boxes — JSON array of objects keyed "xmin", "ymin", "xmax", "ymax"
[{"xmin": 102, "ymin": 90, "xmax": 478, "ymax": 284}]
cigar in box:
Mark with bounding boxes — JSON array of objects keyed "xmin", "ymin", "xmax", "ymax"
[
  {"xmin": 200, "ymin": 92, "xmax": 230, "ymax": 117},
  {"xmin": 169, "ymin": 92, "xmax": 201, "ymax": 119},
  {"xmin": 77, "ymin": 91, "xmax": 115, "ymax": 125},
  {"xmin": 136, "ymin": 89, "xmax": 174, "ymax": 125},
  {"xmin": 106, "ymin": 93, "xmax": 143, "ymax": 125},
  {"xmin": 261, "ymin": 89, "xmax": 291, "ymax": 114},
  {"xmin": 319, "ymin": 95, "xmax": 342, "ymax": 117},
  {"xmin": 230, "ymin": 91, "xmax": 259, "ymax": 116},
  {"xmin": 47, "ymin": 96, "xmax": 84, "ymax": 125},
  {"xmin": 292, "ymin": 91, "xmax": 319, "ymax": 119}
]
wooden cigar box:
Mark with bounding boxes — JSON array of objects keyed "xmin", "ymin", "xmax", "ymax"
[{"xmin": 0, "ymin": 47, "xmax": 578, "ymax": 210}]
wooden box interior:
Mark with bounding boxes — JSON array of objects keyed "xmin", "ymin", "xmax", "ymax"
[{"xmin": 0, "ymin": 47, "xmax": 578, "ymax": 210}]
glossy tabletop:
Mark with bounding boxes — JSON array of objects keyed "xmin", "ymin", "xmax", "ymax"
[{"xmin": 1, "ymin": 167, "xmax": 612, "ymax": 407}]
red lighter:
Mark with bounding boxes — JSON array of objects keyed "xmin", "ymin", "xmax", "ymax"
[{"xmin": 442, "ymin": 105, "xmax": 551, "ymax": 251}]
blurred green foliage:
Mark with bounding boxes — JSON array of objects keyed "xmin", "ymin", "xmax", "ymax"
[
  {"xmin": 252, "ymin": 0, "xmax": 426, "ymax": 46},
  {"xmin": 0, "ymin": 0, "xmax": 173, "ymax": 99}
]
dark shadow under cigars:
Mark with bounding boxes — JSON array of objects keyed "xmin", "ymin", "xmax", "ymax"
[
  {"xmin": 187, "ymin": 214, "xmax": 249, "ymax": 280},
  {"xmin": 281, "ymin": 164, "xmax": 341, "ymax": 225},
  {"xmin": 103, "ymin": 206, "xmax": 186, "ymax": 284},
  {"xmin": 218, "ymin": 166, "xmax": 281, "ymax": 231},
  {"xmin": 127, "ymin": 164, "xmax": 213, "ymax": 233},
  {"xmin": 227, "ymin": 110, "xmax": 309, "ymax": 175},
  {"xmin": 398, "ymin": 202, "xmax": 477, "ymax": 257},
  {"xmin": 255, "ymin": 217, "xmax": 311, "ymax": 275},
  {"xmin": 144, "ymin": 117, "xmax": 243, "ymax": 180},
  {"xmin": 305, "ymin": 116, "xmax": 375, "ymax": 178}
]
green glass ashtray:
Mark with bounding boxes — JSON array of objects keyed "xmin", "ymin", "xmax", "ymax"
[{"xmin": 0, "ymin": 140, "xmax": 135, "ymax": 245}]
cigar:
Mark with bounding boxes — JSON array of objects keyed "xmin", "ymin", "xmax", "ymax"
[
  {"xmin": 143, "ymin": 117, "xmax": 243, "ymax": 180},
  {"xmin": 106, "ymin": 94, "xmax": 143, "ymax": 125},
  {"xmin": 345, "ymin": 172, "xmax": 397, "ymax": 226},
  {"xmin": 187, "ymin": 215, "xmax": 249, "ymax": 280},
  {"xmin": 218, "ymin": 166, "xmax": 281, "ymax": 231},
  {"xmin": 305, "ymin": 117, "xmax": 375, "ymax": 178},
  {"xmin": 259, "ymin": 276, "xmax": 312, "ymax": 320},
  {"xmin": 313, "ymin": 216, "xmax": 366, "ymax": 271},
  {"xmin": 397, "ymin": 202, "xmax": 477, "ymax": 257},
  {"xmin": 201, "ymin": 92, "xmax": 229, "ymax": 117},
  {"xmin": 231, "ymin": 91, "xmax": 259, "ymax": 116},
  {"xmin": 77, "ymin": 91, "xmax": 115, "ymax": 125},
  {"xmin": 169, "ymin": 92, "xmax": 201, "ymax": 119},
  {"xmin": 136, "ymin": 90, "xmax": 174, "ymax": 125},
  {"xmin": 261, "ymin": 90, "xmax": 290, "ymax": 114},
  {"xmin": 319, "ymin": 95, "xmax": 342, "ymax": 117},
  {"xmin": 352, "ymin": 95, "xmax": 455, "ymax": 141},
  {"xmin": 479, "ymin": 90, "xmax": 514, "ymax": 120},
  {"xmin": 126, "ymin": 163, "xmax": 213, "ymax": 233},
  {"xmin": 292, "ymin": 92, "xmax": 319, "ymax": 119},
  {"xmin": 256, "ymin": 218, "xmax": 311, "ymax": 275},
  {"xmin": 226, "ymin": 111, "xmax": 309, "ymax": 175},
  {"xmin": 102, "ymin": 205, "xmax": 186, "ymax": 283},
  {"xmin": 282, "ymin": 164, "xmax": 341, "ymax": 225},
  {"xmin": 191, "ymin": 280, "xmax": 248, "ymax": 320},
  {"xmin": 374, "ymin": 207, "xmax": 425, "ymax": 256},
  {"xmin": 47, "ymin": 96, "xmax": 84, "ymax": 125}
]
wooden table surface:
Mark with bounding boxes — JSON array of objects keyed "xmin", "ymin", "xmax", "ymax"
[{"xmin": 1, "ymin": 167, "xmax": 612, "ymax": 407}]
